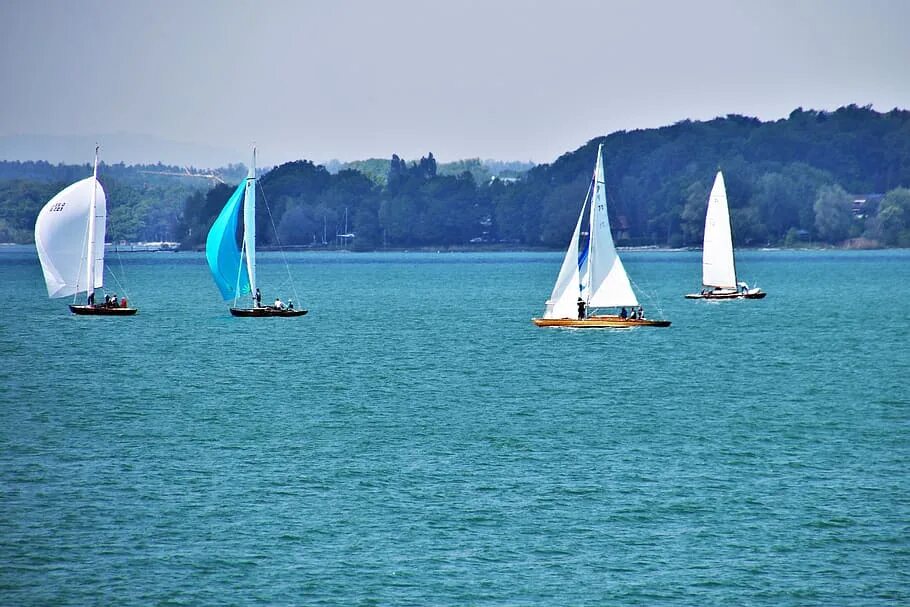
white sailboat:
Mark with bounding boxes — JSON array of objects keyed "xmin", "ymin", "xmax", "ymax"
[
  {"xmin": 205, "ymin": 147, "xmax": 307, "ymax": 317},
  {"xmin": 34, "ymin": 146, "xmax": 137, "ymax": 316},
  {"xmin": 533, "ymin": 144, "xmax": 670, "ymax": 328},
  {"xmin": 685, "ymin": 171, "xmax": 765, "ymax": 300}
]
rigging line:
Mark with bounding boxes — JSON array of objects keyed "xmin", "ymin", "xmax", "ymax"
[
  {"xmin": 112, "ymin": 243, "xmax": 131, "ymax": 301},
  {"xmin": 257, "ymin": 181, "xmax": 301, "ymax": 305},
  {"xmin": 104, "ymin": 264, "xmax": 129, "ymax": 300},
  {"xmin": 628, "ymin": 275, "xmax": 666, "ymax": 316}
]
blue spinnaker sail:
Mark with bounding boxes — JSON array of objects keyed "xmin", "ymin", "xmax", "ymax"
[{"xmin": 205, "ymin": 182, "xmax": 250, "ymax": 300}]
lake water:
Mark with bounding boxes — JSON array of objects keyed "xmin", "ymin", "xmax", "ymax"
[{"xmin": 1, "ymin": 247, "xmax": 908, "ymax": 605}]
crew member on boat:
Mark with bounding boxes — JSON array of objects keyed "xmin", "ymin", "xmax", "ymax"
[
  {"xmin": 577, "ymin": 297, "xmax": 586, "ymax": 320},
  {"xmin": 274, "ymin": 298, "xmax": 285, "ymax": 310},
  {"xmin": 255, "ymin": 288, "xmax": 262, "ymax": 307}
]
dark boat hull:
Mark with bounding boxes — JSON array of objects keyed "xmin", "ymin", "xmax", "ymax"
[
  {"xmin": 69, "ymin": 304, "xmax": 138, "ymax": 316},
  {"xmin": 229, "ymin": 307, "xmax": 308, "ymax": 317},
  {"xmin": 685, "ymin": 291, "xmax": 766, "ymax": 300}
]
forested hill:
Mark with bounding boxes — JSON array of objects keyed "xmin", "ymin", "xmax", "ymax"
[
  {"xmin": 3, "ymin": 105, "xmax": 910, "ymax": 247},
  {"xmin": 184, "ymin": 105, "xmax": 909, "ymax": 250},
  {"xmin": 516, "ymin": 105, "xmax": 910, "ymax": 247},
  {"xmin": 0, "ymin": 161, "xmax": 247, "ymax": 243}
]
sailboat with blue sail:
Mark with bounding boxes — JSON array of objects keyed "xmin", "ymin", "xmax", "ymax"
[
  {"xmin": 206, "ymin": 148, "xmax": 307, "ymax": 317},
  {"xmin": 532, "ymin": 143, "xmax": 669, "ymax": 328}
]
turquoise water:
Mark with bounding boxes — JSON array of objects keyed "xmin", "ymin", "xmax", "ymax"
[{"xmin": 1, "ymin": 247, "xmax": 908, "ymax": 605}]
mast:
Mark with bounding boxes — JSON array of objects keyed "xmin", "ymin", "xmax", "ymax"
[
  {"xmin": 243, "ymin": 147, "xmax": 257, "ymax": 302},
  {"xmin": 586, "ymin": 144, "xmax": 604, "ymax": 303},
  {"xmin": 85, "ymin": 145, "xmax": 99, "ymax": 303},
  {"xmin": 730, "ymin": 204, "xmax": 740, "ymax": 287}
]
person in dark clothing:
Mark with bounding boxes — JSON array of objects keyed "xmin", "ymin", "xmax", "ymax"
[
  {"xmin": 87, "ymin": 292, "xmax": 95, "ymax": 306},
  {"xmin": 620, "ymin": 307, "xmax": 628, "ymax": 319},
  {"xmin": 255, "ymin": 288, "xmax": 262, "ymax": 307},
  {"xmin": 577, "ymin": 297, "xmax": 586, "ymax": 320}
]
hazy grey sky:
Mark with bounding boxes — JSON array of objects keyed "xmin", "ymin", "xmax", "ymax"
[{"xmin": 1, "ymin": 0, "xmax": 908, "ymax": 167}]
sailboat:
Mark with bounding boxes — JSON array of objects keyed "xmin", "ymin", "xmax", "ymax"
[
  {"xmin": 533, "ymin": 144, "xmax": 670, "ymax": 328},
  {"xmin": 205, "ymin": 148, "xmax": 307, "ymax": 317},
  {"xmin": 685, "ymin": 171, "xmax": 766, "ymax": 300},
  {"xmin": 34, "ymin": 146, "xmax": 137, "ymax": 316}
]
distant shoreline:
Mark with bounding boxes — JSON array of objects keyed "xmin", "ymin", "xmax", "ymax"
[{"xmin": 1, "ymin": 241, "xmax": 894, "ymax": 253}]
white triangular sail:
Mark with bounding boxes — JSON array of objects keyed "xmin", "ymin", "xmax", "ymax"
[
  {"xmin": 586, "ymin": 145, "xmax": 638, "ymax": 308},
  {"xmin": 243, "ymin": 148, "xmax": 257, "ymax": 301},
  {"xmin": 541, "ymin": 143, "xmax": 638, "ymax": 318},
  {"xmin": 702, "ymin": 171, "xmax": 737, "ymax": 288},
  {"xmin": 542, "ymin": 196, "xmax": 585, "ymax": 319},
  {"xmin": 35, "ymin": 176, "xmax": 106, "ymax": 298}
]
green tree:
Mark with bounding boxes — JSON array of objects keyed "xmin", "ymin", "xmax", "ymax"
[
  {"xmin": 875, "ymin": 187, "xmax": 910, "ymax": 246},
  {"xmin": 813, "ymin": 184, "xmax": 853, "ymax": 243},
  {"xmin": 679, "ymin": 180, "xmax": 708, "ymax": 245}
]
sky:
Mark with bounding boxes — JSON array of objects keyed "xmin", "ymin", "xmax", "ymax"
[{"xmin": 1, "ymin": 0, "xmax": 908, "ymax": 168}]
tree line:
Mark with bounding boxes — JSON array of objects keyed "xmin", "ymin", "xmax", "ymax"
[
  {"xmin": 0, "ymin": 160, "xmax": 247, "ymax": 244},
  {"xmin": 507, "ymin": 105, "xmax": 910, "ymax": 248},
  {"xmin": 2, "ymin": 105, "xmax": 910, "ymax": 248}
]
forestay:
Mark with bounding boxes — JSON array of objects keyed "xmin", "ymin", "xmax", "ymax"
[
  {"xmin": 35, "ymin": 177, "xmax": 106, "ymax": 298},
  {"xmin": 702, "ymin": 171, "xmax": 737, "ymax": 288}
]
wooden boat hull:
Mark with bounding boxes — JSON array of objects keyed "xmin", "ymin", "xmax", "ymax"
[
  {"xmin": 532, "ymin": 315, "xmax": 670, "ymax": 328},
  {"xmin": 230, "ymin": 307, "xmax": 308, "ymax": 317},
  {"xmin": 685, "ymin": 291, "xmax": 766, "ymax": 300},
  {"xmin": 69, "ymin": 304, "xmax": 138, "ymax": 316}
]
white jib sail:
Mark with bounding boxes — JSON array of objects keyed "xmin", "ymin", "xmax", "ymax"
[
  {"xmin": 542, "ymin": 192, "xmax": 586, "ymax": 319},
  {"xmin": 35, "ymin": 177, "xmax": 106, "ymax": 298},
  {"xmin": 586, "ymin": 144, "xmax": 638, "ymax": 308},
  {"xmin": 702, "ymin": 171, "xmax": 737, "ymax": 288},
  {"xmin": 243, "ymin": 148, "xmax": 257, "ymax": 299}
]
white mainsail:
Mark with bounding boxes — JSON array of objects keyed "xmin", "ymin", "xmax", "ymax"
[
  {"xmin": 243, "ymin": 148, "xmax": 257, "ymax": 300},
  {"xmin": 35, "ymin": 173, "xmax": 106, "ymax": 298},
  {"xmin": 542, "ymin": 143, "xmax": 638, "ymax": 318},
  {"xmin": 702, "ymin": 171, "xmax": 737, "ymax": 289}
]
